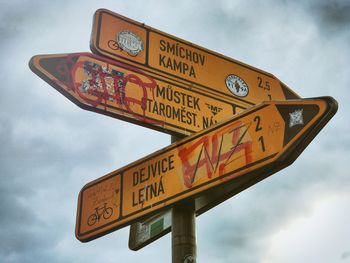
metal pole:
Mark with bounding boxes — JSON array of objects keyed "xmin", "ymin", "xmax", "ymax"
[{"xmin": 171, "ymin": 135, "xmax": 197, "ymax": 263}]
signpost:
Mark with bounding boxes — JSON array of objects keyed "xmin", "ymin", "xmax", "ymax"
[
  {"xmin": 29, "ymin": 52, "xmax": 244, "ymax": 136},
  {"xmin": 88, "ymin": 9, "xmax": 304, "ymax": 252},
  {"xmin": 29, "ymin": 9, "xmax": 338, "ymax": 262},
  {"xmin": 129, "ymin": 209, "xmax": 172, "ymax": 250},
  {"xmin": 90, "ymin": 9, "xmax": 300, "ymax": 106},
  {"xmin": 75, "ymin": 97, "xmax": 337, "ymax": 242}
]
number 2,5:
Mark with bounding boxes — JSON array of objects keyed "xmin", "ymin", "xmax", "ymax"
[{"xmin": 257, "ymin": 76, "xmax": 271, "ymax": 91}]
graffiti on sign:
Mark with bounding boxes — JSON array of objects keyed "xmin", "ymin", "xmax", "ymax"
[
  {"xmin": 178, "ymin": 121, "xmax": 253, "ymax": 188},
  {"xmin": 76, "ymin": 97, "xmax": 337, "ymax": 242},
  {"xmin": 30, "ymin": 53, "xmax": 243, "ymax": 136}
]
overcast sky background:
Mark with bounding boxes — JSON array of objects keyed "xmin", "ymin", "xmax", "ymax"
[{"xmin": 1, "ymin": 0, "xmax": 349, "ymax": 262}]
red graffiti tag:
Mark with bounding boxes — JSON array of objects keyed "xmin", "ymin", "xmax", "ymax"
[
  {"xmin": 54, "ymin": 55, "xmax": 163, "ymax": 125},
  {"xmin": 178, "ymin": 121, "xmax": 253, "ymax": 188}
]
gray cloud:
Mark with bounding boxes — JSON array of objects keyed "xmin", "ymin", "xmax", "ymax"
[
  {"xmin": 309, "ymin": 0, "xmax": 350, "ymax": 28},
  {"xmin": 341, "ymin": 251, "xmax": 350, "ymax": 260}
]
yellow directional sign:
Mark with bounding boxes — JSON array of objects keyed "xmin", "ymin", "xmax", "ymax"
[
  {"xmin": 75, "ymin": 97, "xmax": 337, "ymax": 242},
  {"xmin": 29, "ymin": 53, "xmax": 244, "ymax": 136},
  {"xmin": 91, "ymin": 9, "xmax": 300, "ymax": 106}
]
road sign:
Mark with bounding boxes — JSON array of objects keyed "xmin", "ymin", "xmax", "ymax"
[
  {"xmin": 29, "ymin": 52, "xmax": 245, "ymax": 136},
  {"xmin": 90, "ymin": 9, "xmax": 300, "ymax": 106},
  {"xmin": 129, "ymin": 181, "xmax": 246, "ymax": 250},
  {"xmin": 129, "ymin": 210, "xmax": 172, "ymax": 250},
  {"xmin": 75, "ymin": 97, "xmax": 337, "ymax": 242}
]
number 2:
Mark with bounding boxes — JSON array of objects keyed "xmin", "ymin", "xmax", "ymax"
[{"xmin": 254, "ymin": 116, "xmax": 262, "ymax": 131}]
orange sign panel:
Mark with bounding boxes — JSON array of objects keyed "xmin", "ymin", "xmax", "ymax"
[
  {"xmin": 75, "ymin": 97, "xmax": 337, "ymax": 242},
  {"xmin": 29, "ymin": 53, "xmax": 245, "ymax": 136},
  {"xmin": 91, "ymin": 9, "xmax": 300, "ymax": 106}
]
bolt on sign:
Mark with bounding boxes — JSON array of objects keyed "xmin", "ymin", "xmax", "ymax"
[
  {"xmin": 75, "ymin": 97, "xmax": 337, "ymax": 242},
  {"xmin": 29, "ymin": 53, "xmax": 245, "ymax": 136},
  {"xmin": 90, "ymin": 9, "xmax": 300, "ymax": 107}
]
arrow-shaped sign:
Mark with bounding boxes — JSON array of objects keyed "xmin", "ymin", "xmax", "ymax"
[
  {"xmin": 75, "ymin": 97, "xmax": 337, "ymax": 242},
  {"xmin": 90, "ymin": 9, "xmax": 300, "ymax": 106},
  {"xmin": 29, "ymin": 53, "xmax": 247, "ymax": 136}
]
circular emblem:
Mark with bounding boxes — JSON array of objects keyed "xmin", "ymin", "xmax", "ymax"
[
  {"xmin": 117, "ymin": 30, "xmax": 144, "ymax": 56},
  {"xmin": 225, "ymin": 74, "xmax": 249, "ymax": 97},
  {"xmin": 183, "ymin": 255, "xmax": 196, "ymax": 263}
]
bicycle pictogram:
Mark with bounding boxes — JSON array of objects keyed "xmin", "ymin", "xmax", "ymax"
[{"xmin": 87, "ymin": 203, "xmax": 113, "ymax": 226}]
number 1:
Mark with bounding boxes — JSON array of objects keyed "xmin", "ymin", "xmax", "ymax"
[{"xmin": 258, "ymin": 136, "xmax": 266, "ymax": 152}]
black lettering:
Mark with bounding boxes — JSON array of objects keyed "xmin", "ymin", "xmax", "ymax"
[
  {"xmin": 146, "ymin": 98, "xmax": 152, "ymax": 112},
  {"xmin": 133, "ymin": 171, "xmax": 139, "ymax": 186},
  {"xmin": 166, "ymin": 86, "xmax": 173, "ymax": 101},
  {"xmin": 192, "ymin": 52, "xmax": 199, "ymax": 64},
  {"xmin": 185, "ymin": 49, "xmax": 192, "ymax": 62},
  {"xmin": 156, "ymin": 85, "xmax": 165, "ymax": 98},
  {"xmin": 173, "ymin": 59, "xmax": 182, "ymax": 72},
  {"xmin": 182, "ymin": 63, "xmax": 189, "ymax": 74},
  {"xmin": 160, "ymin": 40, "xmax": 206, "ymax": 68},
  {"xmin": 254, "ymin": 116, "xmax": 262, "ymax": 131},
  {"xmin": 138, "ymin": 187, "xmax": 144, "ymax": 204},
  {"xmin": 165, "ymin": 105, "xmax": 172, "ymax": 118},
  {"xmin": 258, "ymin": 136, "xmax": 266, "ymax": 152},
  {"xmin": 158, "ymin": 178, "xmax": 165, "ymax": 195},
  {"xmin": 202, "ymin": 116, "xmax": 217, "ymax": 129},
  {"xmin": 150, "ymin": 162, "xmax": 157, "ymax": 177},
  {"xmin": 186, "ymin": 111, "xmax": 193, "ymax": 125},
  {"xmin": 159, "ymin": 54, "xmax": 166, "ymax": 67},
  {"xmin": 161, "ymin": 158, "xmax": 168, "ymax": 173},
  {"xmin": 167, "ymin": 42, "xmax": 176, "ymax": 54},
  {"xmin": 150, "ymin": 183, "xmax": 157, "ymax": 199},
  {"xmin": 193, "ymin": 97, "xmax": 200, "ymax": 110},
  {"xmin": 199, "ymin": 54, "xmax": 205, "ymax": 66},
  {"xmin": 179, "ymin": 47, "xmax": 185, "ymax": 58},
  {"xmin": 158, "ymin": 55, "xmax": 197, "ymax": 78},
  {"xmin": 132, "ymin": 191, "xmax": 137, "ymax": 206},
  {"xmin": 193, "ymin": 113, "xmax": 197, "ymax": 127},
  {"xmin": 189, "ymin": 66, "xmax": 196, "ymax": 78},
  {"xmin": 169, "ymin": 155, "xmax": 174, "ymax": 170},
  {"xmin": 172, "ymin": 107, "xmax": 179, "ymax": 120},
  {"xmin": 180, "ymin": 93, "xmax": 186, "ymax": 106},
  {"xmin": 160, "ymin": 40, "xmax": 166, "ymax": 52},
  {"xmin": 159, "ymin": 102, "xmax": 165, "ymax": 116},
  {"xmin": 133, "ymin": 179, "xmax": 166, "ymax": 207},
  {"xmin": 148, "ymin": 92, "xmax": 199, "ymax": 128},
  {"xmin": 139, "ymin": 168, "xmax": 148, "ymax": 183},
  {"xmin": 151, "ymin": 100, "xmax": 159, "ymax": 114},
  {"xmin": 157, "ymin": 160, "xmax": 161, "ymax": 176},
  {"xmin": 173, "ymin": 90, "xmax": 181, "ymax": 104},
  {"xmin": 187, "ymin": 95, "xmax": 193, "ymax": 108},
  {"xmin": 166, "ymin": 57, "xmax": 174, "ymax": 70}
]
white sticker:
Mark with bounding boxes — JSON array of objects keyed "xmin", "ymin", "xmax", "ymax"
[
  {"xmin": 289, "ymin": 109, "xmax": 304, "ymax": 127},
  {"xmin": 117, "ymin": 30, "xmax": 144, "ymax": 56},
  {"xmin": 225, "ymin": 74, "xmax": 249, "ymax": 97}
]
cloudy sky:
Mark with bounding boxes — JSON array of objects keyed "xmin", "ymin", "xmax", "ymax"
[{"xmin": 1, "ymin": 0, "xmax": 350, "ymax": 262}]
